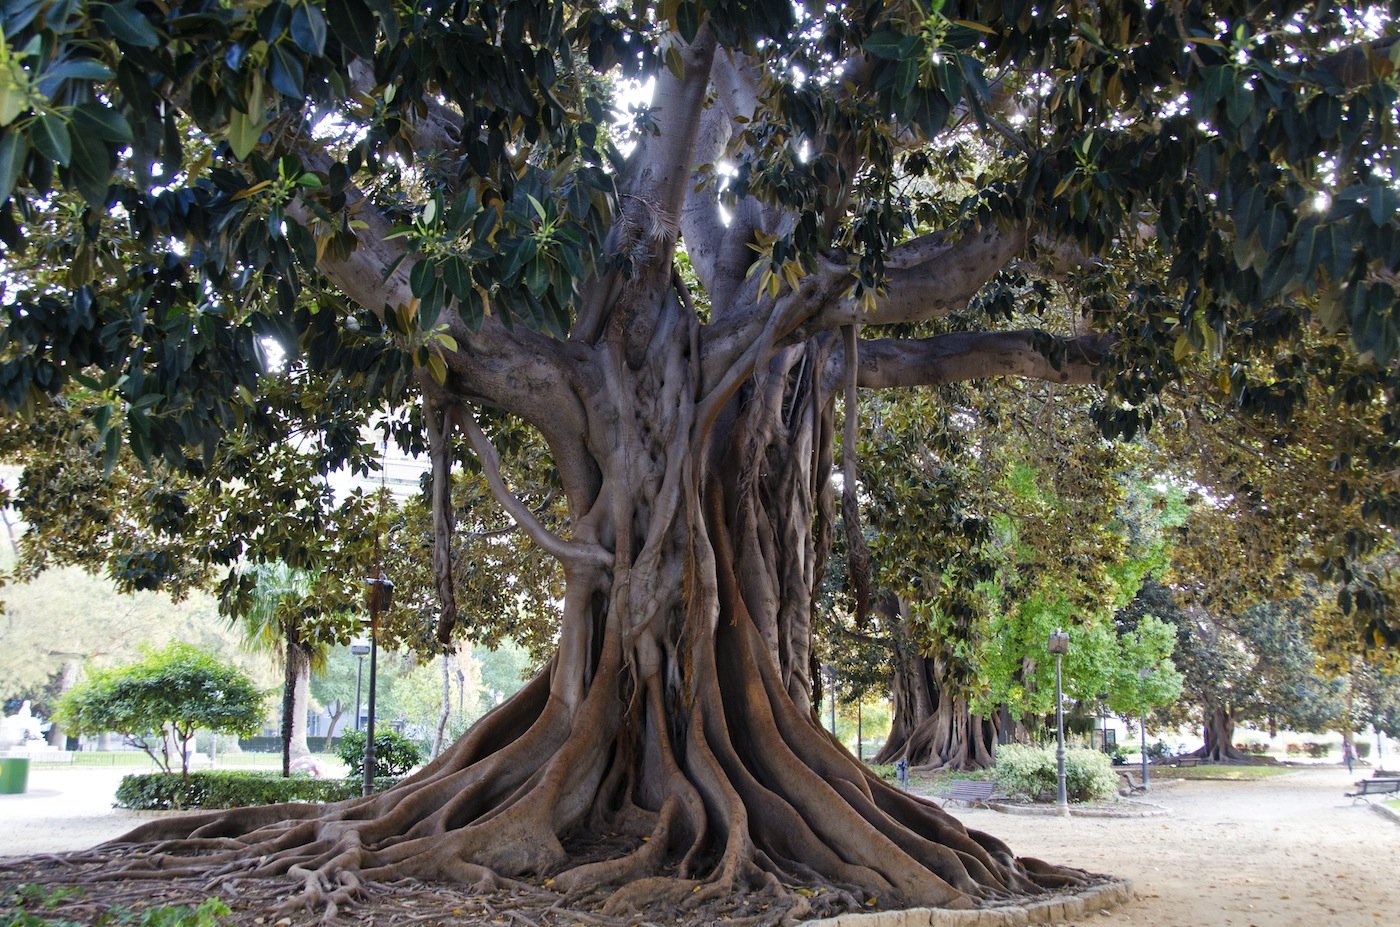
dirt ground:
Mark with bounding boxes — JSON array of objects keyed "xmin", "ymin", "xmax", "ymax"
[{"xmin": 1, "ymin": 764, "xmax": 1396, "ymax": 925}]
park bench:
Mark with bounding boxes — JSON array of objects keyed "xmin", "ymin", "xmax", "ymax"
[
  {"xmin": 1155, "ymin": 755, "xmax": 1202, "ymax": 767},
  {"xmin": 1117, "ymin": 770, "xmax": 1147, "ymax": 794},
  {"xmin": 1344, "ymin": 777, "xmax": 1400, "ymax": 804},
  {"xmin": 942, "ymin": 780, "xmax": 997, "ymax": 807}
]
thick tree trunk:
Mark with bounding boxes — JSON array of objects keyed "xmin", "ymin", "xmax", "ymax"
[
  {"xmin": 1198, "ymin": 706, "xmax": 1250, "ymax": 763},
  {"xmin": 874, "ymin": 602, "xmax": 998, "ymax": 771},
  {"xmin": 111, "ymin": 335, "xmax": 1092, "ymax": 919},
  {"xmin": 281, "ymin": 640, "xmax": 312, "ymax": 777}
]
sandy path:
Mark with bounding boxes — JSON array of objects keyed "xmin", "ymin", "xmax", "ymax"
[
  {"xmin": 947, "ymin": 766, "xmax": 1399, "ymax": 927},
  {"xmin": 2, "ymin": 764, "xmax": 1397, "ymax": 924}
]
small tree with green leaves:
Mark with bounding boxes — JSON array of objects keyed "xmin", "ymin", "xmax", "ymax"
[{"xmin": 56, "ymin": 643, "xmax": 266, "ymax": 775}]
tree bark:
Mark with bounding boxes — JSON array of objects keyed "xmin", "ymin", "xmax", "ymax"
[
  {"xmin": 433, "ymin": 653, "xmax": 451, "ymax": 760},
  {"xmin": 281, "ymin": 637, "xmax": 312, "ymax": 777},
  {"xmin": 873, "ymin": 600, "xmax": 998, "ymax": 771},
  {"xmin": 876, "ymin": 652, "xmax": 999, "ymax": 772},
  {"xmin": 45, "ymin": 659, "xmax": 80, "ymax": 749},
  {"xmin": 321, "ymin": 701, "xmax": 345, "ymax": 753},
  {"xmin": 1198, "ymin": 706, "xmax": 1251, "ymax": 763}
]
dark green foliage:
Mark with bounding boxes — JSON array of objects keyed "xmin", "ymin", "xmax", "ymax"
[
  {"xmin": 53, "ymin": 642, "xmax": 266, "ymax": 775},
  {"xmin": 113, "ymin": 770, "xmax": 396, "ymax": 810},
  {"xmin": 334, "ymin": 728, "xmax": 422, "ymax": 778}
]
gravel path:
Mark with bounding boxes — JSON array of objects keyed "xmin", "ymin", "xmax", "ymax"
[
  {"xmin": 947, "ymin": 766, "xmax": 1399, "ymax": 926},
  {"xmin": 2, "ymin": 763, "xmax": 1397, "ymax": 925}
]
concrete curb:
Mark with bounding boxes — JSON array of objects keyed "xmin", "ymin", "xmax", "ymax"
[
  {"xmin": 805, "ymin": 879, "xmax": 1134, "ymax": 926},
  {"xmin": 1368, "ymin": 800, "xmax": 1400, "ymax": 826},
  {"xmin": 984, "ymin": 800, "xmax": 1167, "ymax": 819}
]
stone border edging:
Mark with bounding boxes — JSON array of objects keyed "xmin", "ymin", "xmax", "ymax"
[
  {"xmin": 1368, "ymin": 800, "xmax": 1400, "ymax": 826},
  {"xmin": 985, "ymin": 800, "xmax": 1167, "ymax": 819},
  {"xmin": 804, "ymin": 879, "xmax": 1134, "ymax": 926}
]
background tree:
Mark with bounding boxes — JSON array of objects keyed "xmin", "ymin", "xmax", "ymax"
[
  {"xmin": 1, "ymin": 0, "xmax": 1397, "ymax": 921},
  {"xmin": 54, "ymin": 642, "xmax": 265, "ymax": 774}
]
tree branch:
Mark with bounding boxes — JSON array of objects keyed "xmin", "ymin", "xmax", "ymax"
[
  {"xmin": 838, "ymin": 331, "xmax": 1111, "ymax": 390},
  {"xmin": 851, "ymin": 226, "xmax": 1032, "ymax": 328},
  {"xmin": 453, "ymin": 405, "xmax": 611, "ymax": 569}
]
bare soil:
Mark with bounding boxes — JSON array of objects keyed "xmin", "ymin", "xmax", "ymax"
[{"xmin": 1, "ymin": 764, "xmax": 1396, "ymax": 925}]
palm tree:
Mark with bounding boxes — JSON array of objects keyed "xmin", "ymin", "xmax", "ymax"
[{"xmin": 233, "ymin": 563, "xmax": 329, "ymax": 777}]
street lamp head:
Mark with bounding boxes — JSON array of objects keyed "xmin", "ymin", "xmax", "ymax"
[
  {"xmin": 364, "ymin": 573, "xmax": 395, "ymax": 613},
  {"xmin": 350, "ymin": 637, "xmax": 371, "ymax": 657},
  {"xmin": 1047, "ymin": 629, "xmax": 1070, "ymax": 654}
]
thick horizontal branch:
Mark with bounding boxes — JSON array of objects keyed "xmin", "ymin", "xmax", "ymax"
[{"xmin": 834, "ymin": 330, "xmax": 1110, "ymax": 390}]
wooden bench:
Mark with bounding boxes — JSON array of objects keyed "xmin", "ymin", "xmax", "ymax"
[
  {"xmin": 942, "ymin": 780, "xmax": 997, "ymax": 806},
  {"xmin": 1345, "ymin": 777, "xmax": 1400, "ymax": 804},
  {"xmin": 1117, "ymin": 770, "xmax": 1147, "ymax": 794},
  {"xmin": 1154, "ymin": 755, "xmax": 1202, "ymax": 767}
]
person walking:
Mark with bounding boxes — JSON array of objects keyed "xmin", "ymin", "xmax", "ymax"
[{"xmin": 1342, "ymin": 739, "xmax": 1356, "ymax": 774}]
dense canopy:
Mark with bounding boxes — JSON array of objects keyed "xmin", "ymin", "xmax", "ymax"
[{"xmin": 1, "ymin": 0, "xmax": 1397, "ymax": 922}]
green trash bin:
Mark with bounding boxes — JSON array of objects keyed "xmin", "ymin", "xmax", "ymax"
[{"xmin": 0, "ymin": 756, "xmax": 30, "ymax": 793}]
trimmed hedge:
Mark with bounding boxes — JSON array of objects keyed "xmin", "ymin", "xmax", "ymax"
[
  {"xmin": 994, "ymin": 743, "xmax": 1119, "ymax": 803},
  {"xmin": 115, "ymin": 771, "xmax": 399, "ymax": 810}
]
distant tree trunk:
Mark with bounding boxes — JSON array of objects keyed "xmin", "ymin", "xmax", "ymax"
[
  {"xmin": 1198, "ymin": 706, "xmax": 1250, "ymax": 763},
  {"xmin": 872, "ymin": 599, "xmax": 998, "ymax": 771},
  {"xmin": 321, "ymin": 700, "xmax": 345, "ymax": 752},
  {"xmin": 282, "ymin": 633, "xmax": 312, "ymax": 776},
  {"xmin": 433, "ymin": 653, "xmax": 452, "ymax": 759},
  {"xmin": 46, "ymin": 659, "xmax": 80, "ymax": 748},
  {"xmin": 875, "ymin": 651, "xmax": 999, "ymax": 771}
]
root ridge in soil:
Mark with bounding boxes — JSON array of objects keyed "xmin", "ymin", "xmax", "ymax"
[{"xmin": 0, "ymin": 849, "xmax": 1124, "ymax": 927}]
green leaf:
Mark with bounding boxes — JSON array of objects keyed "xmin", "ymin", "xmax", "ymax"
[
  {"xmin": 442, "ymin": 256, "xmax": 472, "ymax": 303},
  {"xmin": 864, "ymin": 31, "xmax": 915, "ymax": 61},
  {"xmin": 101, "ymin": 1, "xmax": 160, "ymax": 48},
  {"xmin": 290, "ymin": 4, "xmax": 328, "ymax": 56},
  {"xmin": 267, "ymin": 45, "xmax": 305, "ymax": 98},
  {"xmin": 227, "ymin": 109, "xmax": 265, "ymax": 160},
  {"xmin": 43, "ymin": 59, "xmax": 116, "ymax": 83},
  {"xmin": 364, "ymin": 0, "xmax": 400, "ymax": 45},
  {"xmin": 31, "ymin": 111, "xmax": 71, "ymax": 165},
  {"xmin": 326, "ymin": 0, "xmax": 377, "ymax": 58},
  {"xmin": 409, "ymin": 258, "xmax": 435, "ymax": 298},
  {"xmin": 71, "ymin": 103, "xmax": 132, "ymax": 144},
  {"xmin": 675, "ymin": 1, "xmax": 700, "ymax": 43},
  {"xmin": 0, "ymin": 128, "xmax": 28, "ymax": 203}
]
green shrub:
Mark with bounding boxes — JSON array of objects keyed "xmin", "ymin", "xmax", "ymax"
[
  {"xmin": 1304, "ymin": 742, "xmax": 1331, "ymax": 758},
  {"xmin": 114, "ymin": 771, "xmax": 397, "ymax": 810},
  {"xmin": 994, "ymin": 744, "xmax": 1055, "ymax": 800},
  {"xmin": 1355, "ymin": 741, "xmax": 1371, "ymax": 758},
  {"xmin": 993, "ymin": 744, "xmax": 1118, "ymax": 803},
  {"xmin": 335, "ymin": 729, "xmax": 422, "ymax": 778}
]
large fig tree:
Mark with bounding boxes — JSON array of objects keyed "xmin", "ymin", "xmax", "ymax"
[{"xmin": 1, "ymin": 0, "xmax": 1396, "ymax": 920}]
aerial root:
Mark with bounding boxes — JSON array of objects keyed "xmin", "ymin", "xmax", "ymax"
[{"xmin": 276, "ymin": 863, "xmax": 374, "ymax": 922}]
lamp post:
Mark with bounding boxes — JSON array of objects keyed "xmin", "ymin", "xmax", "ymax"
[
  {"xmin": 362, "ymin": 573, "xmax": 394, "ymax": 797},
  {"xmin": 351, "ymin": 637, "xmax": 370, "ymax": 732},
  {"xmin": 1139, "ymin": 667, "xmax": 1152, "ymax": 791},
  {"xmin": 1047, "ymin": 629, "xmax": 1070, "ymax": 815}
]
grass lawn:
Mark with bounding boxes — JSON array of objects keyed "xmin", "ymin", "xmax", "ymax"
[
  {"xmin": 1386, "ymin": 798, "xmax": 1400, "ymax": 813},
  {"xmin": 1147, "ymin": 764, "xmax": 1294, "ymax": 780}
]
